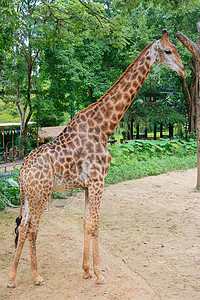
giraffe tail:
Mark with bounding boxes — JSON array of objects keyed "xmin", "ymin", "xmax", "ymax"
[{"xmin": 14, "ymin": 180, "xmax": 23, "ymax": 248}]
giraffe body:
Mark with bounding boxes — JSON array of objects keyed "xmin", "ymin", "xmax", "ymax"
[{"xmin": 8, "ymin": 29, "xmax": 186, "ymax": 287}]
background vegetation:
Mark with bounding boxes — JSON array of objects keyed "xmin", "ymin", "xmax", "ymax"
[
  {"xmin": 0, "ymin": 139, "xmax": 197, "ymax": 210},
  {"xmin": 0, "ymin": 0, "xmax": 200, "ymax": 135}
]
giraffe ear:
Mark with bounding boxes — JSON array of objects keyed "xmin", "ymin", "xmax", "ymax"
[{"xmin": 154, "ymin": 42, "xmax": 159, "ymax": 51}]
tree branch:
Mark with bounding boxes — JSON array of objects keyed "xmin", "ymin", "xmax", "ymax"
[
  {"xmin": 25, "ymin": 105, "xmax": 32, "ymax": 126},
  {"xmin": 197, "ymin": 22, "xmax": 200, "ymax": 34},
  {"xmin": 41, "ymin": 0, "xmax": 60, "ymax": 22},
  {"xmin": 16, "ymin": 101, "xmax": 22, "ymax": 120},
  {"xmin": 41, "ymin": 0, "xmax": 111, "ymax": 26},
  {"xmin": 78, "ymin": 0, "xmax": 109, "ymax": 25},
  {"xmin": 31, "ymin": 49, "xmax": 40, "ymax": 68},
  {"xmin": 176, "ymin": 31, "xmax": 200, "ymax": 60}
]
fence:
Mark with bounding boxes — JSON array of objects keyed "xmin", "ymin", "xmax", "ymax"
[{"xmin": 0, "ymin": 161, "xmax": 23, "ymax": 173}]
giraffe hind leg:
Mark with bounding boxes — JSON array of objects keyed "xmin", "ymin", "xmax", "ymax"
[
  {"xmin": 7, "ymin": 221, "xmax": 29, "ymax": 288},
  {"xmin": 27, "ymin": 221, "xmax": 45, "ymax": 285},
  {"xmin": 26, "ymin": 186, "xmax": 53, "ymax": 285},
  {"xmin": 26, "ymin": 190, "xmax": 53, "ymax": 285}
]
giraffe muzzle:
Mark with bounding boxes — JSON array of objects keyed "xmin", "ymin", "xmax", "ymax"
[{"xmin": 178, "ymin": 67, "xmax": 187, "ymax": 77}]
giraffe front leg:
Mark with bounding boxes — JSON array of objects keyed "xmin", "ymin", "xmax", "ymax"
[
  {"xmin": 82, "ymin": 219, "xmax": 93, "ymax": 279},
  {"xmin": 92, "ymin": 227, "xmax": 106, "ymax": 284},
  {"xmin": 27, "ymin": 223, "xmax": 45, "ymax": 286},
  {"xmin": 82, "ymin": 188, "xmax": 93, "ymax": 279},
  {"xmin": 82, "ymin": 183, "xmax": 106, "ymax": 284}
]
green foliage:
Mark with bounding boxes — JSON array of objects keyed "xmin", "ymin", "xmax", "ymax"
[
  {"xmin": 127, "ymin": 100, "xmax": 186, "ymax": 126},
  {"xmin": 106, "ymin": 139, "xmax": 197, "ymax": 184},
  {"xmin": 1, "ymin": 0, "xmax": 200, "ymax": 143},
  {"xmin": 107, "ymin": 139, "xmax": 197, "ymax": 161},
  {"xmin": 0, "ymin": 170, "xmax": 20, "ymax": 210},
  {"xmin": 114, "ymin": 0, "xmax": 198, "ymax": 12},
  {"xmin": 0, "ymin": 0, "xmax": 20, "ymax": 51},
  {"xmin": 51, "ymin": 189, "xmax": 80, "ymax": 199},
  {"xmin": 0, "ymin": 169, "xmax": 79, "ymax": 210},
  {"xmin": 36, "ymin": 33, "xmax": 130, "ymax": 125},
  {"xmin": 0, "ymin": 99, "xmax": 20, "ymax": 123}
]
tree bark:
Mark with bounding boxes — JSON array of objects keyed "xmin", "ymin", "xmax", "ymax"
[
  {"xmin": 179, "ymin": 77, "xmax": 196, "ymax": 133},
  {"xmin": 176, "ymin": 31, "xmax": 200, "ymax": 60}
]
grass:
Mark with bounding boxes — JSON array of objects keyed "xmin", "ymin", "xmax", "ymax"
[
  {"xmin": 106, "ymin": 155, "xmax": 197, "ymax": 185},
  {"xmin": 106, "ymin": 138, "xmax": 197, "ymax": 184}
]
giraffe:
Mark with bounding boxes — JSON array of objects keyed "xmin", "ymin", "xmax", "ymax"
[{"xmin": 8, "ymin": 29, "xmax": 186, "ymax": 288}]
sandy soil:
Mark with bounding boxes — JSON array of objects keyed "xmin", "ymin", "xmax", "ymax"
[{"xmin": 0, "ymin": 168, "xmax": 200, "ymax": 299}]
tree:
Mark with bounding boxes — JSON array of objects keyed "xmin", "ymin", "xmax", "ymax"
[
  {"xmin": 1, "ymin": 0, "xmax": 200, "ymax": 156},
  {"xmin": 176, "ymin": 24, "xmax": 200, "ymax": 188},
  {"xmin": 0, "ymin": 0, "xmax": 131, "ymax": 157}
]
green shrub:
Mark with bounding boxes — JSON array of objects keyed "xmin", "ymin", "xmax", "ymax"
[
  {"xmin": 106, "ymin": 139, "xmax": 197, "ymax": 185},
  {"xmin": 0, "ymin": 170, "xmax": 20, "ymax": 210},
  {"xmin": 107, "ymin": 138, "xmax": 197, "ymax": 159}
]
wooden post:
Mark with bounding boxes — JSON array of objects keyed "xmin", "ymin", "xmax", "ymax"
[
  {"xmin": 176, "ymin": 23, "xmax": 200, "ymax": 188},
  {"xmin": 196, "ymin": 24, "xmax": 200, "ymax": 188}
]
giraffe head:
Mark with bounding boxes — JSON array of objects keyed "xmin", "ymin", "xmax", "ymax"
[{"xmin": 152, "ymin": 29, "xmax": 187, "ymax": 77}]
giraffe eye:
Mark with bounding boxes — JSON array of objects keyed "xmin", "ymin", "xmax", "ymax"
[{"xmin": 164, "ymin": 49, "xmax": 172, "ymax": 55}]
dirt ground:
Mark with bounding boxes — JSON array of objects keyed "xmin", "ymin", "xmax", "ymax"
[{"xmin": 0, "ymin": 168, "xmax": 200, "ymax": 300}]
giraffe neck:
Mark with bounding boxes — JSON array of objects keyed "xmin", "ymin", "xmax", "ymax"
[{"xmin": 68, "ymin": 42, "xmax": 156, "ymax": 145}]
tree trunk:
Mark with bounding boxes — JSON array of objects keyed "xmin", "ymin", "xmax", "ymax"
[
  {"xmin": 130, "ymin": 120, "xmax": 133, "ymax": 139},
  {"xmin": 136, "ymin": 123, "xmax": 139, "ymax": 139},
  {"xmin": 16, "ymin": 64, "xmax": 33, "ymax": 159},
  {"xmin": 176, "ymin": 25, "xmax": 200, "ymax": 188},
  {"xmin": 179, "ymin": 77, "xmax": 196, "ymax": 134},
  {"xmin": 169, "ymin": 124, "xmax": 173, "ymax": 138},
  {"xmin": 88, "ymin": 87, "xmax": 92, "ymax": 97},
  {"xmin": 160, "ymin": 123, "xmax": 163, "ymax": 138},
  {"xmin": 144, "ymin": 126, "xmax": 147, "ymax": 138},
  {"xmin": 154, "ymin": 124, "xmax": 157, "ymax": 140},
  {"xmin": 127, "ymin": 123, "xmax": 130, "ymax": 140}
]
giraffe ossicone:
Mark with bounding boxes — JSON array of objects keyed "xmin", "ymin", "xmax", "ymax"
[{"xmin": 8, "ymin": 29, "xmax": 186, "ymax": 288}]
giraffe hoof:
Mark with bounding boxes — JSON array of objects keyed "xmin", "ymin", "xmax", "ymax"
[
  {"xmin": 83, "ymin": 272, "xmax": 94, "ymax": 279},
  {"xmin": 95, "ymin": 277, "xmax": 106, "ymax": 285},
  {"xmin": 35, "ymin": 275, "xmax": 45, "ymax": 286},
  {"xmin": 7, "ymin": 281, "xmax": 17, "ymax": 288}
]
